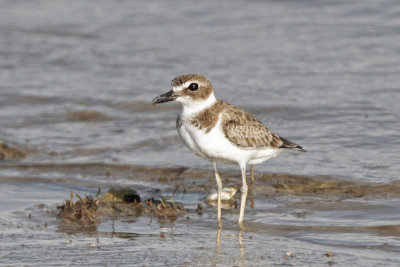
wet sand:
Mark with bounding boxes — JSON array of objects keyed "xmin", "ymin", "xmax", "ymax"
[{"xmin": 0, "ymin": 162, "xmax": 399, "ymax": 266}]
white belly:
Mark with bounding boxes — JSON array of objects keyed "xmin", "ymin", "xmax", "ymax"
[{"xmin": 177, "ymin": 116, "xmax": 281, "ymax": 165}]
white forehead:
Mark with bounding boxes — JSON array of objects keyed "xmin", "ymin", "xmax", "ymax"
[{"xmin": 172, "ymin": 80, "xmax": 206, "ymax": 92}]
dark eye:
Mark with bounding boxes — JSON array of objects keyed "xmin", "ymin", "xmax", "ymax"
[{"xmin": 188, "ymin": 83, "xmax": 199, "ymax": 91}]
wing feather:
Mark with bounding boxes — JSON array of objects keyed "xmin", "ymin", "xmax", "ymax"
[{"xmin": 221, "ymin": 104, "xmax": 283, "ymax": 149}]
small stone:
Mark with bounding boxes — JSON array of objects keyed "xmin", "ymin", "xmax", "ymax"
[
  {"xmin": 89, "ymin": 243, "xmax": 97, "ymax": 248},
  {"xmin": 284, "ymin": 252, "xmax": 293, "ymax": 259},
  {"xmin": 196, "ymin": 204, "xmax": 204, "ymax": 215},
  {"xmin": 325, "ymin": 252, "xmax": 334, "ymax": 257},
  {"xmin": 101, "ymin": 188, "xmax": 140, "ymax": 203}
]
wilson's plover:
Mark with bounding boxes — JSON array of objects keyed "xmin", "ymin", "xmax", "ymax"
[{"xmin": 152, "ymin": 74, "xmax": 306, "ymax": 226}]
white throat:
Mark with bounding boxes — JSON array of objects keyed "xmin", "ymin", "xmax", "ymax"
[{"xmin": 180, "ymin": 93, "xmax": 217, "ymax": 117}]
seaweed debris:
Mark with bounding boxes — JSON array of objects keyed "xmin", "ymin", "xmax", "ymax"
[
  {"xmin": 58, "ymin": 188, "xmax": 185, "ymax": 231},
  {"xmin": 58, "ymin": 190, "xmax": 100, "ymax": 230},
  {"xmin": 148, "ymin": 195, "xmax": 186, "ymax": 223},
  {"xmin": 0, "ymin": 141, "xmax": 26, "ymax": 160}
]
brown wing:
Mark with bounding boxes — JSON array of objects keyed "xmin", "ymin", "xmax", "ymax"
[{"xmin": 221, "ymin": 104, "xmax": 283, "ymax": 149}]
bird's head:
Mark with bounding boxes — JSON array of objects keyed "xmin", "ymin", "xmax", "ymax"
[{"xmin": 152, "ymin": 74, "xmax": 215, "ymax": 108}]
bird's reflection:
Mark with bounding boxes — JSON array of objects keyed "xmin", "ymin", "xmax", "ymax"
[
  {"xmin": 214, "ymin": 228, "xmax": 246, "ymax": 267},
  {"xmin": 238, "ymin": 230, "xmax": 246, "ymax": 266},
  {"xmin": 216, "ymin": 227, "xmax": 222, "ymax": 251},
  {"xmin": 212, "ymin": 174, "xmax": 257, "ymax": 266}
]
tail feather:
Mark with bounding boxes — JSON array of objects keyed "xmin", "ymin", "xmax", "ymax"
[{"xmin": 279, "ymin": 136, "xmax": 307, "ymax": 152}]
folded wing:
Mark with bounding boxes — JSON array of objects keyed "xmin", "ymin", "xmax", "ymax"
[{"xmin": 221, "ymin": 102, "xmax": 306, "ymax": 151}]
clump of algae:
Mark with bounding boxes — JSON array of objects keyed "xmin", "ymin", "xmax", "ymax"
[
  {"xmin": 58, "ymin": 188, "xmax": 185, "ymax": 230},
  {"xmin": 58, "ymin": 191, "xmax": 100, "ymax": 230},
  {"xmin": 0, "ymin": 141, "xmax": 26, "ymax": 160}
]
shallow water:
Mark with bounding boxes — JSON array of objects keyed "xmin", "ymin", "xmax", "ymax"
[
  {"xmin": 1, "ymin": 0, "xmax": 400, "ymax": 266},
  {"xmin": 1, "ymin": 165, "xmax": 400, "ymax": 266}
]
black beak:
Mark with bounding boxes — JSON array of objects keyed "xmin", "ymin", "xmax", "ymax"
[{"xmin": 151, "ymin": 90, "xmax": 178, "ymax": 105}]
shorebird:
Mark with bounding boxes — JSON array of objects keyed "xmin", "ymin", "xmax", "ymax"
[{"xmin": 152, "ymin": 74, "xmax": 306, "ymax": 226}]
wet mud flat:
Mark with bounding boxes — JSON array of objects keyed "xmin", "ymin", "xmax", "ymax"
[{"xmin": 0, "ymin": 163, "xmax": 400, "ymax": 266}]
